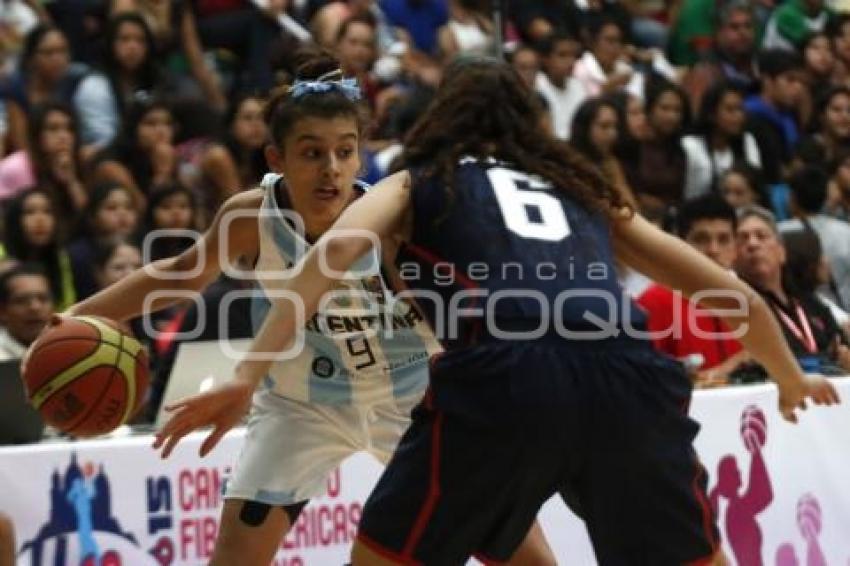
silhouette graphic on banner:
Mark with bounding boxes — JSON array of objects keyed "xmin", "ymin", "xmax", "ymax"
[
  {"xmin": 709, "ymin": 405, "xmax": 774, "ymax": 566},
  {"xmin": 798, "ymin": 494, "xmax": 827, "ymax": 566},
  {"xmin": 68, "ymin": 476, "xmax": 100, "ymax": 563},
  {"xmin": 776, "ymin": 494, "xmax": 828, "ymax": 566},
  {"xmin": 20, "ymin": 453, "xmax": 138, "ymax": 565},
  {"xmin": 777, "ymin": 543, "xmax": 800, "ymax": 566}
]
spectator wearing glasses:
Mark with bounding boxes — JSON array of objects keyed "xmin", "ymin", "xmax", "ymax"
[{"xmin": 735, "ymin": 205, "xmax": 850, "ymax": 374}]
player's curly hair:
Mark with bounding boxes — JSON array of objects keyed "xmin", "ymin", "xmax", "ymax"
[{"xmin": 401, "ymin": 57, "xmax": 632, "ymax": 219}]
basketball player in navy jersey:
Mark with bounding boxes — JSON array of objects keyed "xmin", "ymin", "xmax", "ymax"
[{"xmin": 158, "ymin": 58, "xmax": 840, "ymax": 565}]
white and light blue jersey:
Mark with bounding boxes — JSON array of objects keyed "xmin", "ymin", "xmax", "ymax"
[{"xmin": 252, "ymin": 174, "xmax": 438, "ymax": 406}]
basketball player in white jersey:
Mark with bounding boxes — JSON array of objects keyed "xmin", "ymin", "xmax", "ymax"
[{"xmin": 59, "ymin": 52, "xmax": 557, "ymax": 565}]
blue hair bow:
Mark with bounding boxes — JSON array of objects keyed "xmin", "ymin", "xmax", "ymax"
[{"xmin": 289, "ymin": 71, "xmax": 362, "ymax": 101}]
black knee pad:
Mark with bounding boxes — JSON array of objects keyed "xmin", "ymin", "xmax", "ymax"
[
  {"xmin": 238, "ymin": 499, "xmax": 309, "ymax": 527},
  {"xmin": 239, "ymin": 500, "xmax": 273, "ymax": 527}
]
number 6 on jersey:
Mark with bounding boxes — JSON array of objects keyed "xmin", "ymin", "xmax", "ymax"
[{"xmin": 488, "ymin": 167, "xmax": 572, "ymax": 242}]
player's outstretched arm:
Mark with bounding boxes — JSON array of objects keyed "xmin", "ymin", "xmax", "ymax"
[
  {"xmin": 66, "ymin": 190, "xmax": 263, "ymax": 322},
  {"xmin": 154, "ymin": 172, "xmax": 413, "ymax": 458},
  {"xmin": 612, "ymin": 212, "xmax": 840, "ymax": 422}
]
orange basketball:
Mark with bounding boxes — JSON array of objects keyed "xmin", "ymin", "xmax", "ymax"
[{"xmin": 22, "ymin": 316, "xmax": 149, "ymax": 438}]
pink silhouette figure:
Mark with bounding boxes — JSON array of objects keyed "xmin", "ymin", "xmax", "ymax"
[
  {"xmin": 777, "ymin": 543, "xmax": 800, "ymax": 566},
  {"xmin": 709, "ymin": 405, "xmax": 774, "ymax": 566},
  {"xmin": 797, "ymin": 494, "xmax": 826, "ymax": 566},
  {"xmin": 776, "ymin": 494, "xmax": 828, "ymax": 566}
]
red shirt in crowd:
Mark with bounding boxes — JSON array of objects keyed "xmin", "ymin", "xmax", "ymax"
[{"xmin": 637, "ymin": 283, "xmax": 743, "ymax": 369}]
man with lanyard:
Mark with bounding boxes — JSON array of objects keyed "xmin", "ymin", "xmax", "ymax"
[{"xmin": 735, "ymin": 205, "xmax": 850, "ymax": 374}]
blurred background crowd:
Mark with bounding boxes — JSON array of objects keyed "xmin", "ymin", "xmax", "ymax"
[{"xmin": 1, "ymin": 0, "xmax": 850, "ymax": 426}]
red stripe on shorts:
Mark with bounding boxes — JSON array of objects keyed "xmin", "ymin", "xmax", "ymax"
[
  {"xmin": 680, "ymin": 384, "xmax": 717, "ymax": 560},
  {"xmin": 401, "ymin": 411, "xmax": 444, "ymax": 559},
  {"xmin": 691, "ymin": 457, "xmax": 720, "ymax": 559},
  {"xmin": 357, "ymin": 532, "xmax": 422, "ymax": 565}
]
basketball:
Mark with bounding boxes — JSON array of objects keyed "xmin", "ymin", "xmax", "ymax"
[{"xmin": 22, "ymin": 316, "xmax": 149, "ymax": 438}]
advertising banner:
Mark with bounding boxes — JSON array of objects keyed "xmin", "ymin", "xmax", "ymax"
[{"xmin": 3, "ymin": 379, "xmax": 849, "ymax": 565}]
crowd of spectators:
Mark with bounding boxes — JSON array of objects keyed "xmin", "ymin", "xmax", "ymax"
[{"xmin": 2, "ymin": 0, "xmax": 850, "ymax": 426}]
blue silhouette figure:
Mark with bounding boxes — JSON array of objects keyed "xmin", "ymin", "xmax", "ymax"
[
  {"xmin": 67, "ymin": 477, "xmax": 100, "ymax": 563},
  {"xmin": 21, "ymin": 455, "xmax": 137, "ymax": 564}
]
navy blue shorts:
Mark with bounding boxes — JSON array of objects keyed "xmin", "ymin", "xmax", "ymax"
[{"xmin": 356, "ymin": 339, "xmax": 720, "ymax": 565}]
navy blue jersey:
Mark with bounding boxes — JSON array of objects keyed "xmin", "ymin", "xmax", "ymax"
[
  {"xmin": 396, "ymin": 157, "xmax": 647, "ymax": 349},
  {"xmin": 362, "ymin": 159, "xmax": 717, "ymax": 566}
]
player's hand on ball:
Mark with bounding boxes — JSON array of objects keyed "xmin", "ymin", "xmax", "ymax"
[
  {"xmin": 153, "ymin": 379, "xmax": 254, "ymax": 459},
  {"xmin": 778, "ymin": 375, "xmax": 841, "ymax": 423}
]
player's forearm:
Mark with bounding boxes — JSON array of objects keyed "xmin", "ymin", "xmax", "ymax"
[
  {"xmin": 233, "ymin": 302, "xmax": 292, "ymax": 389},
  {"xmin": 66, "ymin": 258, "xmax": 195, "ymax": 321},
  {"xmin": 712, "ymin": 349, "xmax": 751, "ymax": 378},
  {"xmin": 666, "ymin": 272, "xmax": 804, "ymax": 388},
  {"xmin": 615, "ymin": 215, "xmax": 806, "ymax": 388},
  {"xmin": 234, "ymin": 235, "xmax": 372, "ymax": 388}
]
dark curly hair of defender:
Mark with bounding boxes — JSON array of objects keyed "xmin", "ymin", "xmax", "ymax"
[
  {"xmin": 263, "ymin": 49, "xmax": 365, "ymax": 148},
  {"xmin": 401, "ymin": 57, "xmax": 631, "ymax": 218}
]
